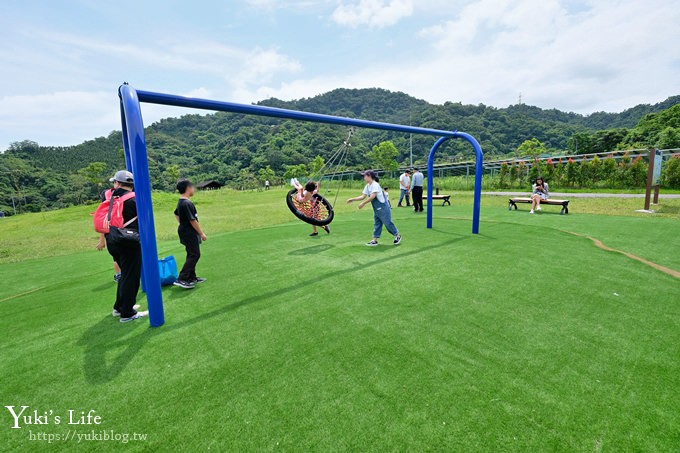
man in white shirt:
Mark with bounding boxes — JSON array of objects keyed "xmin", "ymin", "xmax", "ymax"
[{"xmin": 398, "ymin": 170, "xmax": 411, "ymax": 207}]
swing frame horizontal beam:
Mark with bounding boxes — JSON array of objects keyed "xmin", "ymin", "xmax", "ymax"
[{"xmin": 119, "ymin": 84, "xmax": 484, "ymax": 327}]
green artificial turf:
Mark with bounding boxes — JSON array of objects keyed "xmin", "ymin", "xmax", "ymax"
[{"xmin": 1, "ymin": 192, "xmax": 679, "ymax": 451}]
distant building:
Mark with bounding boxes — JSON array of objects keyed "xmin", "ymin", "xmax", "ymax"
[{"xmin": 196, "ymin": 180, "xmax": 224, "ymax": 191}]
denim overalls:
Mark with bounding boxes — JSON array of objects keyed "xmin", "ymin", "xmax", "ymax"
[{"xmin": 371, "ymin": 189, "xmax": 399, "ymax": 239}]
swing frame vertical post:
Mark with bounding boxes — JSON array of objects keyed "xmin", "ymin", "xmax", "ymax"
[
  {"xmin": 456, "ymin": 132, "xmax": 484, "ymax": 235},
  {"xmin": 119, "ymin": 98, "xmax": 147, "ymax": 294},
  {"xmin": 118, "ymin": 84, "xmax": 165, "ymax": 327},
  {"xmin": 427, "ymin": 137, "xmax": 448, "ymax": 229}
]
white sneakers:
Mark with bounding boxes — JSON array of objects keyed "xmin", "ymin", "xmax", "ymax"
[
  {"xmin": 113, "ymin": 304, "xmax": 148, "ymax": 323},
  {"xmin": 112, "ymin": 304, "xmax": 141, "ymax": 317},
  {"xmin": 120, "ymin": 311, "xmax": 149, "ymax": 323},
  {"xmin": 530, "ymin": 210, "xmax": 535, "ymax": 214}
]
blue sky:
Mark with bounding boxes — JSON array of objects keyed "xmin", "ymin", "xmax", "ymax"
[{"xmin": 1, "ymin": 0, "xmax": 679, "ymax": 148}]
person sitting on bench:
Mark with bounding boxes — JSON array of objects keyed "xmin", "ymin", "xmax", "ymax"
[{"xmin": 530, "ymin": 177, "xmax": 549, "ymax": 214}]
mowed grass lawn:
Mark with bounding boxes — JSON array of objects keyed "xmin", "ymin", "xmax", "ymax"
[{"xmin": 1, "ymin": 188, "xmax": 679, "ymax": 451}]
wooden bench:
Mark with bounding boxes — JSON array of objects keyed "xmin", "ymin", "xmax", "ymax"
[
  {"xmin": 508, "ymin": 197, "xmax": 569, "ymax": 214},
  {"xmin": 423, "ymin": 194, "xmax": 452, "ymax": 206}
]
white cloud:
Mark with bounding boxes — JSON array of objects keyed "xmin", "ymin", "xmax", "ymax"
[
  {"xmin": 0, "ymin": 88, "xmax": 225, "ymax": 150},
  {"xmin": 0, "ymin": 91, "xmax": 119, "ymax": 148},
  {"xmin": 245, "ymin": 0, "xmax": 331, "ymax": 11},
  {"xmin": 332, "ymin": 0, "xmax": 414, "ymax": 28},
  {"xmin": 239, "ymin": 0, "xmax": 680, "ymax": 117},
  {"xmin": 410, "ymin": 0, "xmax": 680, "ymax": 111},
  {"xmin": 2, "ymin": 0, "xmax": 680, "ymax": 148},
  {"xmin": 0, "ymin": 29, "xmax": 302, "ymax": 147},
  {"xmin": 241, "ymin": 48, "xmax": 302, "ymax": 83}
]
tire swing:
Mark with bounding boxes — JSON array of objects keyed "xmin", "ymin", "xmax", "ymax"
[
  {"xmin": 286, "ymin": 189, "xmax": 334, "ymax": 227},
  {"xmin": 285, "ymin": 128, "xmax": 354, "ymax": 227}
]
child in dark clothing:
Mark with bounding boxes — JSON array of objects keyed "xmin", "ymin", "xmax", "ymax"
[{"xmin": 173, "ymin": 179, "xmax": 207, "ymax": 289}]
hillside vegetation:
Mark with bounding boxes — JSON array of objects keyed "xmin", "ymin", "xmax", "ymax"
[{"xmin": 1, "ymin": 88, "xmax": 679, "ymax": 214}]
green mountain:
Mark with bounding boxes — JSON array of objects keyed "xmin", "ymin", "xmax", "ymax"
[{"xmin": 1, "ymin": 88, "xmax": 679, "ymax": 214}]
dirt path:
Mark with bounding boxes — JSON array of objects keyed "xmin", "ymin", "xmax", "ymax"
[{"xmin": 566, "ymin": 231, "xmax": 680, "ymax": 279}]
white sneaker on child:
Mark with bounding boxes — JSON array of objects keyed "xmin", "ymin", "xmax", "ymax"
[
  {"xmin": 537, "ymin": 206, "xmax": 542, "ymax": 211},
  {"xmin": 530, "ymin": 210, "xmax": 535, "ymax": 214}
]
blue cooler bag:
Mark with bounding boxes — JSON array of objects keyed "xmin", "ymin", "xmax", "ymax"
[{"xmin": 158, "ymin": 256, "xmax": 178, "ymax": 286}]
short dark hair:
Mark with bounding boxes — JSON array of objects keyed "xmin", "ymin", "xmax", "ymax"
[
  {"xmin": 413, "ymin": 167, "xmax": 419, "ymax": 171},
  {"xmin": 383, "ymin": 186, "xmax": 389, "ymax": 191},
  {"xmin": 176, "ymin": 179, "xmax": 193, "ymax": 194},
  {"xmin": 305, "ymin": 181, "xmax": 317, "ymax": 192}
]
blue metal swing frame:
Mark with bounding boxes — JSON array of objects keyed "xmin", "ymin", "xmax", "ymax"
[{"xmin": 118, "ymin": 84, "xmax": 484, "ymax": 327}]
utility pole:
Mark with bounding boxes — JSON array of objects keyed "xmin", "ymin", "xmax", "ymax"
[
  {"xmin": 518, "ymin": 92, "xmax": 523, "ymax": 105},
  {"xmin": 409, "ymin": 113, "xmax": 413, "ymax": 167}
]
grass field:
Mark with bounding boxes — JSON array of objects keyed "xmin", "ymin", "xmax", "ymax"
[{"xmin": 1, "ymin": 188, "xmax": 679, "ymax": 451}]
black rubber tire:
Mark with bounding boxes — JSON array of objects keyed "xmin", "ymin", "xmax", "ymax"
[{"xmin": 286, "ymin": 189, "xmax": 335, "ymax": 227}]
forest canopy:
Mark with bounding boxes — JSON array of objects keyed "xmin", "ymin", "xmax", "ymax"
[{"xmin": 1, "ymin": 88, "xmax": 678, "ymax": 214}]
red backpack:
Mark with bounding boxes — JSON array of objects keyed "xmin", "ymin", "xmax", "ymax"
[{"xmin": 93, "ymin": 192, "xmax": 136, "ymax": 234}]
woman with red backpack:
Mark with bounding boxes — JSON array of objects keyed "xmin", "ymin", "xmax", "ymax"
[
  {"xmin": 96, "ymin": 183, "xmax": 122, "ymax": 283},
  {"xmin": 95, "ymin": 171, "xmax": 148, "ymax": 323}
]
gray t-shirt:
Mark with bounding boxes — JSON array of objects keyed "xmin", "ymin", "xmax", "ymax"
[{"xmin": 411, "ymin": 172, "xmax": 424, "ymax": 188}]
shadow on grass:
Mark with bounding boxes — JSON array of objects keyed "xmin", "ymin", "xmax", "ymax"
[
  {"xmin": 164, "ymin": 285, "xmax": 194, "ymax": 300},
  {"xmin": 79, "ymin": 315, "xmax": 155, "ymax": 384},
  {"xmin": 657, "ymin": 205, "xmax": 680, "ymax": 215},
  {"xmin": 288, "ymin": 244, "xmax": 335, "ymax": 256},
  {"xmin": 90, "ymin": 281, "xmax": 116, "ymax": 293},
  {"xmin": 509, "ymin": 209, "xmax": 566, "ymax": 217},
  {"xmin": 79, "ymin": 234, "xmax": 468, "ymax": 383}
]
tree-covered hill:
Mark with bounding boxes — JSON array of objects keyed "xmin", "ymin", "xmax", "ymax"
[{"xmin": 1, "ymin": 88, "xmax": 679, "ymax": 214}]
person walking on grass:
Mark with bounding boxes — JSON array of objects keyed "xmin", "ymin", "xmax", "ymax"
[
  {"xmin": 174, "ymin": 179, "xmax": 208, "ymax": 289},
  {"xmin": 104, "ymin": 171, "xmax": 147, "ymax": 323},
  {"xmin": 410, "ymin": 167, "xmax": 424, "ymax": 213},
  {"xmin": 530, "ymin": 177, "xmax": 549, "ymax": 214},
  {"xmin": 398, "ymin": 170, "xmax": 411, "ymax": 207},
  {"xmin": 347, "ymin": 171, "xmax": 402, "ymax": 247}
]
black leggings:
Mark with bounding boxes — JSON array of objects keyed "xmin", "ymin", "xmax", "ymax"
[
  {"xmin": 412, "ymin": 186, "xmax": 424, "ymax": 212},
  {"xmin": 106, "ymin": 238, "xmax": 142, "ymax": 318}
]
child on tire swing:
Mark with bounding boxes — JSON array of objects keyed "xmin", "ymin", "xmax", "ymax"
[{"xmin": 291, "ymin": 178, "xmax": 331, "ymax": 237}]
